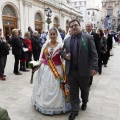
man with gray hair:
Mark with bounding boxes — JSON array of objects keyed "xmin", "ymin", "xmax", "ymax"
[
  {"xmin": 86, "ymin": 22, "xmax": 100, "ymax": 88},
  {"xmin": 31, "ymin": 30, "xmax": 41, "ymax": 61}
]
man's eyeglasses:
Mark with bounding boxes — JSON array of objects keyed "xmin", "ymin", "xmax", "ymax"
[
  {"xmin": 50, "ymin": 33, "xmax": 56, "ymax": 35},
  {"xmin": 70, "ymin": 24, "xmax": 79, "ymax": 28}
]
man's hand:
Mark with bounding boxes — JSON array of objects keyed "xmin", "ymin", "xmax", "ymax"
[
  {"xmin": 91, "ymin": 70, "xmax": 97, "ymax": 76},
  {"xmin": 66, "ymin": 53, "xmax": 71, "ymax": 60}
]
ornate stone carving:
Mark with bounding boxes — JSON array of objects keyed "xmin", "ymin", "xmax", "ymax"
[
  {"xmin": 23, "ymin": 0, "xmax": 32, "ymax": 7},
  {"xmin": 2, "ymin": 5, "xmax": 16, "ymax": 17},
  {"xmin": 54, "ymin": 17, "xmax": 59, "ymax": 24},
  {"xmin": 35, "ymin": 13, "xmax": 42, "ymax": 21}
]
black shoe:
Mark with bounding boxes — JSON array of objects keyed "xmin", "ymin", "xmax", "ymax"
[
  {"xmin": 89, "ymin": 84, "xmax": 91, "ymax": 88},
  {"xmin": 98, "ymin": 71, "xmax": 102, "ymax": 75},
  {"xmin": 19, "ymin": 68, "xmax": 23, "ymax": 71},
  {"xmin": 14, "ymin": 72, "xmax": 22, "ymax": 75},
  {"xmin": 81, "ymin": 104, "xmax": 87, "ymax": 110},
  {"xmin": 69, "ymin": 112, "xmax": 78, "ymax": 120},
  {"xmin": 1, "ymin": 75, "xmax": 6, "ymax": 77},
  {"xmin": 104, "ymin": 64, "xmax": 107, "ymax": 67}
]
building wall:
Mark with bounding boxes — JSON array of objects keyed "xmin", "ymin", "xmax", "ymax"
[
  {"xmin": 68, "ymin": 0, "xmax": 102, "ymax": 30},
  {"xmin": 102, "ymin": 0, "xmax": 120, "ymax": 31},
  {"xmin": 0, "ymin": 0, "xmax": 82, "ymax": 37},
  {"xmin": 86, "ymin": 9, "xmax": 102, "ymax": 29}
]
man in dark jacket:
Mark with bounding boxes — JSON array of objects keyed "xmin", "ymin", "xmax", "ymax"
[
  {"xmin": 0, "ymin": 28, "xmax": 10, "ymax": 80},
  {"xmin": 103, "ymin": 28, "xmax": 113, "ymax": 66},
  {"xmin": 86, "ymin": 23, "xmax": 100, "ymax": 88},
  {"xmin": 11, "ymin": 29, "xmax": 23, "ymax": 75},
  {"xmin": 31, "ymin": 31, "xmax": 41, "ymax": 61},
  {"xmin": 61, "ymin": 19, "xmax": 98, "ymax": 120}
]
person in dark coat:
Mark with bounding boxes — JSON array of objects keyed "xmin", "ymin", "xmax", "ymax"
[
  {"xmin": 86, "ymin": 23, "xmax": 100, "ymax": 88},
  {"xmin": 31, "ymin": 31, "xmax": 41, "ymax": 61},
  {"xmin": 11, "ymin": 29, "xmax": 23, "ymax": 75},
  {"xmin": 103, "ymin": 28, "xmax": 113, "ymax": 67},
  {"xmin": 61, "ymin": 19, "xmax": 98, "ymax": 120},
  {"xmin": 97, "ymin": 29, "xmax": 107, "ymax": 74},
  {"xmin": 0, "ymin": 28, "xmax": 10, "ymax": 80}
]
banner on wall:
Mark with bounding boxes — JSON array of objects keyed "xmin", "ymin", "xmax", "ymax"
[{"xmin": 104, "ymin": 16, "xmax": 112, "ymax": 30}]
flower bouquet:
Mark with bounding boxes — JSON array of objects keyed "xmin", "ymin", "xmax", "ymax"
[{"xmin": 28, "ymin": 61, "xmax": 40, "ymax": 84}]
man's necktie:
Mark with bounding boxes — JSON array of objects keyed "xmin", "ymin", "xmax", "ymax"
[
  {"xmin": 0, "ymin": 37, "xmax": 2, "ymax": 42},
  {"xmin": 73, "ymin": 36, "xmax": 78, "ymax": 65}
]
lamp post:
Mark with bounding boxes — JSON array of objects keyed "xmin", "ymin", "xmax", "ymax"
[{"xmin": 44, "ymin": 7, "xmax": 52, "ymax": 31}]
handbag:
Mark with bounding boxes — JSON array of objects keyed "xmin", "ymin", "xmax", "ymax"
[
  {"xmin": 100, "ymin": 46, "xmax": 107, "ymax": 54},
  {"xmin": 0, "ymin": 42, "xmax": 9, "ymax": 56}
]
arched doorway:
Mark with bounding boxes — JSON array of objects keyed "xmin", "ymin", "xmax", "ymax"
[
  {"xmin": 2, "ymin": 5, "xmax": 17, "ymax": 38},
  {"xmin": 35, "ymin": 12, "xmax": 42, "ymax": 34},
  {"xmin": 53, "ymin": 17, "xmax": 59, "ymax": 28},
  {"xmin": 66, "ymin": 20, "xmax": 69, "ymax": 32}
]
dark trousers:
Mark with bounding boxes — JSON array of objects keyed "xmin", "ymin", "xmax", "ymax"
[
  {"xmin": 20, "ymin": 62, "xmax": 26, "ymax": 70},
  {"xmin": 26, "ymin": 51, "xmax": 32, "ymax": 68},
  {"xmin": 98, "ymin": 52, "xmax": 104, "ymax": 74},
  {"xmin": 0, "ymin": 56, "xmax": 7, "ymax": 76},
  {"xmin": 67, "ymin": 70, "xmax": 90, "ymax": 112},
  {"xmin": 33, "ymin": 50, "xmax": 40, "ymax": 61},
  {"xmin": 103, "ymin": 50, "xmax": 110, "ymax": 65},
  {"xmin": 89, "ymin": 76, "xmax": 93, "ymax": 86},
  {"xmin": 14, "ymin": 55, "xmax": 20, "ymax": 73}
]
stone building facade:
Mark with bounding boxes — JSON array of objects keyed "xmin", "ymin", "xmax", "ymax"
[
  {"xmin": 68, "ymin": 0, "xmax": 102, "ymax": 30},
  {"xmin": 102, "ymin": 0, "xmax": 120, "ymax": 31},
  {"xmin": 0, "ymin": 0, "xmax": 82, "ymax": 38},
  {"xmin": 86, "ymin": 8, "xmax": 102, "ymax": 30},
  {"xmin": 68, "ymin": 0, "xmax": 86, "ymax": 30}
]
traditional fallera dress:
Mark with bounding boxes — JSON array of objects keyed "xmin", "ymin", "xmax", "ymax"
[{"xmin": 31, "ymin": 43, "xmax": 71, "ymax": 115}]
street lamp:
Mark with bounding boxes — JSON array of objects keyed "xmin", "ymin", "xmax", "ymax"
[{"xmin": 44, "ymin": 7, "xmax": 52, "ymax": 31}]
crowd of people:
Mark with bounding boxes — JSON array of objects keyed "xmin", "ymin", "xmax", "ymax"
[{"xmin": 0, "ymin": 19, "xmax": 120, "ymax": 120}]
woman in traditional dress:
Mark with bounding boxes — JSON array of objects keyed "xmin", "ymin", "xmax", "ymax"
[{"xmin": 31, "ymin": 27, "xmax": 71, "ymax": 115}]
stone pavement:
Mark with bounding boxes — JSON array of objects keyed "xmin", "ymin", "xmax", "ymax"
[{"xmin": 0, "ymin": 45, "xmax": 120, "ymax": 120}]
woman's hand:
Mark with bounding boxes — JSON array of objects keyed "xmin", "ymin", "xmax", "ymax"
[
  {"xmin": 91, "ymin": 70, "xmax": 97, "ymax": 76},
  {"xmin": 66, "ymin": 53, "xmax": 71, "ymax": 60}
]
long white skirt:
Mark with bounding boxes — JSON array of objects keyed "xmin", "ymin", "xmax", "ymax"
[{"xmin": 31, "ymin": 64, "xmax": 71, "ymax": 115}]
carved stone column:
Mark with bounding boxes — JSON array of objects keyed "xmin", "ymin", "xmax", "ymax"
[{"xmin": 22, "ymin": 0, "xmax": 32, "ymax": 32}]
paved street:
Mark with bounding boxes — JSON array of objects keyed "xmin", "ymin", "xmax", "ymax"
[{"xmin": 0, "ymin": 44, "xmax": 120, "ymax": 120}]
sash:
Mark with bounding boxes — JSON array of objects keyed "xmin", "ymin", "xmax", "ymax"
[{"xmin": 43, "ymin": 47, "xmax": 70, "ymax": 102}]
